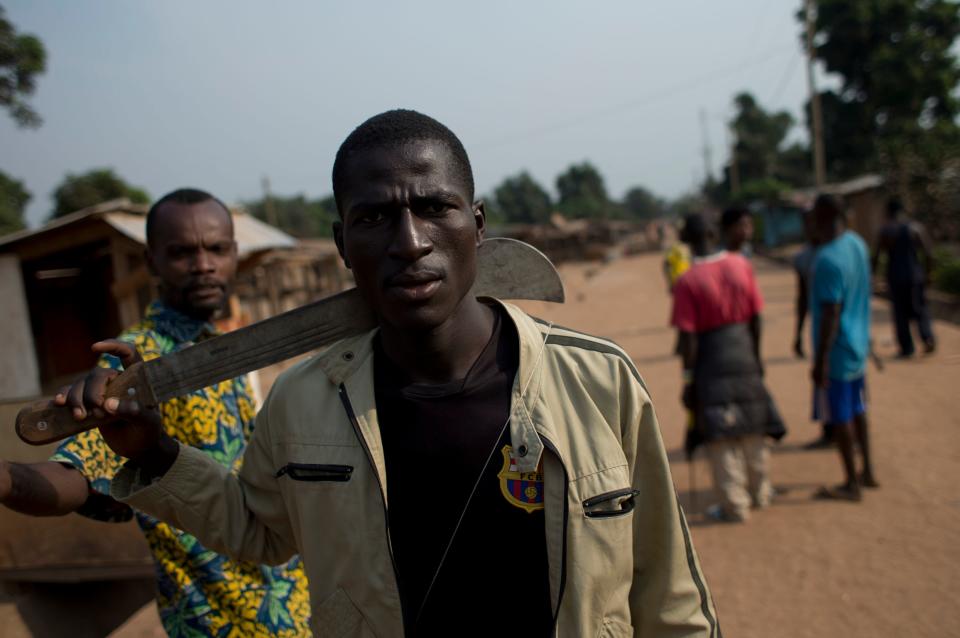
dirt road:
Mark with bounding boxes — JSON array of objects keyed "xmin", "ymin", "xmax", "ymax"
[
  {"xmin": 516, "ymin": 252, "xmax": 960, "ymax": 638},
  {"xmin": 5, "ymin": 251, "xmax": 958, "ymax": 637}
]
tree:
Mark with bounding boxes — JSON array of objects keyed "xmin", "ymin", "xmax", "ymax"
[
  {"xmin": 0, "ymin": 5, "xmax": 47, "ymax": 128},
  {"xmin": 50, "ymin": 169, "xmax": 150, "ymax": 219},
  {"xmin": 0, "ymin": 170, "xmax": 29, "ymax": 235},
  {"xmin": 706, "ymin": 92, "xmax": 812, "ymax": 206},
  {"xmin": 622, "ymin": 185, "xmax": 666, "ymax": 221},
  {"xmin": 808, "ymin": 0, "xmax": 960, "ymax": 232},
  {"xmin": 491, "ymin": 171, "xmax": 553, "ymax": 224},
  {"xmin": 667, "ymin": 192, "xmax": 706, "ymax": 219},
  {"xmin": 555, "ymin": 162, "xmax": 617, "ymax": 219},
  {"xmin": 809, "ymin": 90, "xmax": 876, "ymax": 180},
  {"xmin": 244, "ymin": 193, "xmax": 336, "ymax": 237},
  {"xmin": 731, "ymin": 92, "xmax": 800, "ymax": 186}
]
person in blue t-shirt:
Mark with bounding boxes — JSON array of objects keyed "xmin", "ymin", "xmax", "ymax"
[
  {"xmin": 793, "ymin": 210, "xmax": 838, "ymax": 450},
  {"xmin": 809, "ymin": 195, "xmax": 879, "ymax": 501}
]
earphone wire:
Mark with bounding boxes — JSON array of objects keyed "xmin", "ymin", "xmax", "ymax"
[{"xmin": 414, "ymin": 321, "xmax": 553, "ymax": 627}]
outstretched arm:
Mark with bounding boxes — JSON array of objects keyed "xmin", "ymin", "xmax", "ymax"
[{"xmin": 0, "ymin": 460, "xmax": 89, "ymax": 517}]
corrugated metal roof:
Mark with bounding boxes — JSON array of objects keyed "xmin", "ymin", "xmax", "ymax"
[
  {"xmin": 103, "ymin": 211, "xmax": 295, "ymax": 257},
  {"xmin": 0, "ymin": 199, "xmax": 296, "ymax": 258}
]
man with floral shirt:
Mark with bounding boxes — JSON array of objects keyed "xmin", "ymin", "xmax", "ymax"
[{"xmin": 0, "ymin": 188, "xmax": 310, "ymax": 637}]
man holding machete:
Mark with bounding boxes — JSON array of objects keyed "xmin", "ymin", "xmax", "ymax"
[
  {"xmin": 0, "ymin": 188, "xmax": 312, "ymax": 636},
  {"xmin": 52, "ymin": 110, "xmax": 718, "ymax": 637}
]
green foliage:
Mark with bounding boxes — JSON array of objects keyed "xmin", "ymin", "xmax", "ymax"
[
  {"xmin": 0, "ymin": 169, "xmax": 29, "ymax": 235},
  {"xmin": 731, "ymin": 92, "xmax": 797, "ymax": 185},
  {"xmin": 0, "ymin": 5, "xmax": 47, "ymax": 128},
  {"xmin": 738, "ymin": 178, "xmax": 793, "ymax": 204},
  {"xmin": 667, "ymin": 192, "xmax": 706, "ymax": 219},
  {"xmin": 933, "ymin": 245, "xmax": 960, "ymax": 295},
  {"xmin": 811, "ymin": 90, "xmax": 876, "ymax": 180},
  {"xmin": 808, "ymin": 0, "xmax": 960, "ymax": 234},
  {"xmin": 50, "ymin": 168, "xmax": 149, "ymax": 219},
  {"xmin": 491, "ymin": 171, "xmax": 553, "ymax": 224},
  {"xmin": 622, "ymin": 185, "xmax": 666, "ymax": 221},
  {"xmin": 707, "ymin": 92, "xmax": 811, "ymax": 206},
  {"xmin": 556, "ymin": 162, "xmax": 620, "ymax": 219},
  {"xmin": 244, "ymin": 193, "xmax": 336, "ymax": 238}
]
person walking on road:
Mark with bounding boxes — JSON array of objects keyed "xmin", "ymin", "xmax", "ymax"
[
  {"xmin": 672, "ymin": 213, "xmax": 785, "ymax": 523},
  {"xmin": 810, "ymin": 195, "xmax": 879, "ymax": 502},
  {"xmin": 872, "ymin": 196, "xmax": 936, "ymax": 357}
]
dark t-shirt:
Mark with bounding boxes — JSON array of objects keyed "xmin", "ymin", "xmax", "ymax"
[
  {"xmin": 880, "ymin": 221, "xmax": 924, "ymax": 286},
  {"xmin": 374, "ymin": 306, "xmax": 553, "ymax": 637}
]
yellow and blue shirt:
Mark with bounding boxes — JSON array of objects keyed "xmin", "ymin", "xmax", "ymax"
[{"xmin": 51, "ymin": 301, "xmax": 311, "ymax": 638}]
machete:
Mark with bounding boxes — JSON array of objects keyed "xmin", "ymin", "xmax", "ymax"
[{"xmin": 16, "ymin": 238, "xmax": 563, "ymax": 446}]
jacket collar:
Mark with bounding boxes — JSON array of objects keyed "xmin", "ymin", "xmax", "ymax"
[{"xmin": 315, "ymin": 299, "xmax": 553, "ymax": 473}]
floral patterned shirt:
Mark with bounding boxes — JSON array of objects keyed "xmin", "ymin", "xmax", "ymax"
[{"xmin": 51, "ymin": 301, "xmax": 311, "ymax": 638}]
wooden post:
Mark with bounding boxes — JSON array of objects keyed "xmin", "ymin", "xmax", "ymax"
[{"xmin": 805, "ymin": 0, "xmax": 827, "ymax": 187}]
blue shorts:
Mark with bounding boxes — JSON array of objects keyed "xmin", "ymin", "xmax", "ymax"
[{"xmin": 812, "ymin": 376, "xmax": 866, "ymax": 424}]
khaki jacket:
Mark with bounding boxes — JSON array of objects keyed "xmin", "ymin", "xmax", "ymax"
[{"xmin": 114, "ymin": 301, "xmax": 719, "ymax": 637}]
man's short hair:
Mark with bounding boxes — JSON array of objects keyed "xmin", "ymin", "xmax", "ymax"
[
  {"xmin": 146, "ymin": 188, "xmax": 232, "ymax": 246},
  {"xmin": 886, "ymin": 196, "xmax": 904, "ymax": 218},
  {"xmin": 813, "ymin": 193, "xmax": 844, "ymax": 221},
  {"xmin": 331, "ymin": 109, "xmax": 475, "ymax": 214},
  {"xmin": 680, "ymin": 213, "xmax": 710, "ymax": 245},
  {"xmin": 721, "ymin": 205, "xmax": 751, "ymax": 230}
]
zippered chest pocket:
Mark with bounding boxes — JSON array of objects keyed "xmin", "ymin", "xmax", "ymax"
[
  {"xmin": 272, "ymin": 442, "xmax": 366, "ymax": 491},
  {"xmin": 583, "ymin": 488, "xmax": 640, "ymax": 518},
  {"xmin": 276, "ymin": 463, "xmax": 353, "ymax": 482}
]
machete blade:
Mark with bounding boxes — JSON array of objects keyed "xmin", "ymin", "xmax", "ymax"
[{"xmin": 16, "ymin": 238, "xmax": 563, "ymax": 445}]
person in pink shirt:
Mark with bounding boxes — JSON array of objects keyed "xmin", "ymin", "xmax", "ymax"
[{"xmin": 671, "ymin": 213, "xmax": 785, "ymax": 522}]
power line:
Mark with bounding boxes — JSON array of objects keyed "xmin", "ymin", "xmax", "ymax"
[
  {"xmin": 475, "ymin": 44, "xmax": 797, "ymax": 151},
  {"xmin": 768, "ymin": 50, "xmax": 803, "ymax": 105}
]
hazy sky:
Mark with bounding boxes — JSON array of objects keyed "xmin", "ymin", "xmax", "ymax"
[{"xmin": 2, "ymin": 1, "xmax": 817, "ymax": 227}]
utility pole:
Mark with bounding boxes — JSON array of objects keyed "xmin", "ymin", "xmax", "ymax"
[
  {"xmin": 727, "ymin": 124, "xmax": 741, "ymax": 195},
  {"xmin": 805, "ymin": 0, "xmax": 827, "ymax": 187},
  {"xmin": 699, "ymin": 108, "xmax": 714, "ymax": 182},
  {"xmin": 261, "ymin": 175, "xmax": 278, "ymax": 227}
]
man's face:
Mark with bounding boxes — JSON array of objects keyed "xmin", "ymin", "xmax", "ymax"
[
  {"xmin": 333, "ymin": 140, "xmax": 485, "ymax": 333},
  {"xmin": 147, "ymin": 200, "xmax": 238, "ymax": 320},
  {"xmin": 727, "ymin": 215, "xmax": 753, "ymax": 249}
]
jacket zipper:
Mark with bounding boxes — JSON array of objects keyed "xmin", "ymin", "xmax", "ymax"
[
  {"xmin": 338, "ymin": 384, "xmax": 407, "ymax": 633},
  {"xmin": 540, "ymin": 435, "xmax": 569, "ymax": 633}
]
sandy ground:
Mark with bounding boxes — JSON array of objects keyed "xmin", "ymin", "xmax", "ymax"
[
  {"xmin": 515, "ymin": 253, "xmax": 960, "ymax": 638},
  {"xmin": 3, "ymin": 252, "xmax": 958, "ymax": 637}
]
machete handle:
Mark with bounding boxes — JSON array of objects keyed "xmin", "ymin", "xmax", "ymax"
[{"xmin": 15, "ymin": 362, "xmax": 157, "ymax": 446}]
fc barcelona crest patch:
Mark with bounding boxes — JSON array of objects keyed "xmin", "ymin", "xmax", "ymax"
[{"xmin": 498, "ymin": 445, "xmax": 544, "ymax": 513}]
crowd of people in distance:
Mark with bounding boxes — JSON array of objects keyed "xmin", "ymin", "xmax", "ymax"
[{"xmin": 665, "ymin": 193, "xmax": 936, "ymax": 519}]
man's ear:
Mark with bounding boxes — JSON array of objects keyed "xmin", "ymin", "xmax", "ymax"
[
  {"xmin": 472, "ymin": 200, "xmax": 487, "ymax": 245},
  {"xmin": 333, "ymin": 221, "xmax": 351, "ymax": 269}
]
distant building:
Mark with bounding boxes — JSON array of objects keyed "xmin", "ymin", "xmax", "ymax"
[{"xmin": 788, "ymin": 174, "xmax": 887, "ymax": 249}]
